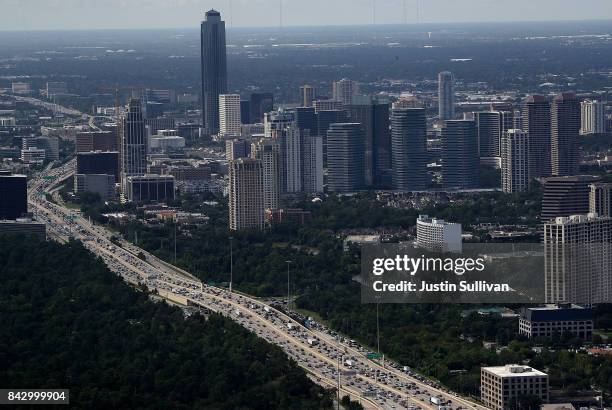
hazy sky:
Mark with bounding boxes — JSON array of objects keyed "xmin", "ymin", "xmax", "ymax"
[{"xmin": 1, "ymin": 0, "xmax": 612, "ymax": 31}]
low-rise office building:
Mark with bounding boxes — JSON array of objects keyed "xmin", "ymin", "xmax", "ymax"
[
  {"xmin": 519, "ymin": 304, "xmax": 593, "ymax": 339},
  {"xmin": 481, "ymin": 365, "xmax": 548, "ymax": 410},
  {"xmin": 125, "ymin": 175, "xmax": 175, "ymax": 203}
]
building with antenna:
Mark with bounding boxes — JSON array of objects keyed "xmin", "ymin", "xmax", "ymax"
[{"xmin": 201, "ymin": 9, "xmax": 228, "ymax": 135}]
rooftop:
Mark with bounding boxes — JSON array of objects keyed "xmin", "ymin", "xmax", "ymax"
[{"xmin": 482, "ymin": 365, "xmax": 547, "ymax": 378}]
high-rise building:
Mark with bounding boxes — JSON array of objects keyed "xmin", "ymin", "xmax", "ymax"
[
  {"xmin": 391, "ymin": 108, "xmax": 428, "ymax": 191},
  {"xmin": 438, "ymin": 71, "xmax": 455, "ymax": 121},
  {"xmin": 580, "ymin": 99, "xmax": 606, "ymax": 135},
  {"xmin": 300, "ymin": 85, "xmax": 315, "ymax": 108},
  {"xmin": 551, "ymin": 93, "xmax": 581, "ymax": 176},
  {"xmin": 228, "ymin": 158, "xmax": 264, "ymax": 231},
  {"xmin": 317, "ymin": 109, "xmax": 348, "ymax": 166},
  {"xmin": 250, "ymin": 92, "xmax": 274, "ymax": 123},
  {"xmin": 119, "ymin": 99, "xmax": 148, "ymax": 190},
  {"xmin": 314, "ymin": 99, "xmax": 344, "ymax": 113},
  {"xmin": 75, "ymin": 131, "xmax": 117, "ymax": 153},
  {"xmin": 0, "ymin": 171, "xmax": 27, "ymax": 220},
  {"xmin": 481, "ymin": 365, "xmax": 548, "ymax": 410},
  {"xmin": 501, "ymin": 129, "xmax": 530, "ymax": 193},
  {"xmin": 544, "ymin": 214, "xmax": 612, "ymax": 305},
  {"xmin": 590, "ymin": 183, "xmax": 612, "ymax": 217},
  {"xmin": 541, "ymin": 176, "xmax": 601, "ymax": 221},
  {"xmin": 441, "ymin": 120, "xmax": 480, "ymax": 189},
  {"xmin": 264, "ymin": 110, "xmax": 302, "ymax": 193},
  {"xmin": 251, "ymin": 139, "xmax": 280, "ymax": 210},
  {"xmin": 416, "ymin": 215, "xmax": 462, "ymax": 253},
  {"xmin": 332, "ymin": 79, "xmax": 359, "ymax": 106},
  {"xmin": 474, "ymin": 111, "xmax": 501, "ymax": 157},
  {"xmin": 302, "ymin": 135, "xmax": 324, "ymax": 194},
  {"xmin": 240, "ymin": 100, "xmax": 251, "ymax": 124},
  {"xmin": 347, "ymin": 95, "xmax": 391, "ymax": 187},
  {"xmin": 22, "ymin": 136, "xmax": 59, "ymax": 161},
  {"xmin": 201, "ymin": 9, "xmax": 227, "ymax": 134},
  {"xmin": 291, "ymin": 107, "xmax": 317, "ymax": 138},
  {"xmin": 76, "ymin": 151, "xmax": 120, "ymax": 182},
  {"xmin": 225, "ymin": 139, "xmax": 251, "ymax": 161},
  {"xmin": 522, "ymin": 95, "xmax": 551, "ymax": 178},
  {"xmin": 219, "ymin": 94, "xmax": 241, "ymax": 136},
  {"xmin": 74, "ymin": 174, "xmax": 116, "ymax": 201},
  {"xmin": 326, "ymin": 123, "xmax": 365, "ymax": 193}
]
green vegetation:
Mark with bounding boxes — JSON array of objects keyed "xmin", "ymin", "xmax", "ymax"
[
  {"xmin": 75, "ymin": 189, "xmax": 612, "ymax": 400},
  {"xmin": 0, "ymin": 235, "xmax": 333, "ymax": 409}
]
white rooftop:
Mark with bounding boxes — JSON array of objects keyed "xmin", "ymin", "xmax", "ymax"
[{"xmin": 482, "ymin": 365, "xmax": 547, "ymax": 378}]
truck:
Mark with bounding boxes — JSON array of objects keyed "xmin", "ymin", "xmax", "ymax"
[
  {"xmin": 263, "ymin": 306, "xmax": 270, "ymax": 313},
  {"xmin": 234, "ymin": 309, "xmax": 242, "ymax": 317},
  {"xmin": 430, "ymin": 397, "xmax": 441, "ymax": 406},
  {"xmin": 307, "ymin": 338, "xmax": 319, "ymax": 346},
  {"xmin": 286, "ymin": 322, "xmax": 294, "ymax": 330},
  {"xmin": 344, "ymin": 359, "xmax": 355, "ymax": 367}
]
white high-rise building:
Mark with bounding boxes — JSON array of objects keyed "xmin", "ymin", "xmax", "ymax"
[
  {"xmin": 251, "ymin": 139, "xmax": 280, "ymax": 210},
  {"xmin": 481, "ymin": 365, "xmax": 548, "ymax": 410},
  {"xmin": 590, "ymin": 183, "xmax": 612, "ymax": 217},
  {"xmin": 580, "ymin": 99, "xmax": 606, "ymax": 135},
  {"xmin": 228, "ymin": 158, "xmax": 264, "ymax": 231},
  {"xmin": 302, "ymin": 136, "xmax": 324, "ymax": 194},
  {"xmin": 219, "ymin": 94, "xmax": 242, "ymax": 136},
  {"xmin": 544, "ymin": 213, "xmax": 612, "ymax": 306},
  {"xmin": 332, "ymin": 78, "xmax": 359, "ymax": 106},
  {"xmin": 501, "ymin": 129, "xmax": 530, "ymax": 193},
  {"xmin": 438, "ymin": 71, "xmax": 455, "ymax": 121},
  {"xmin": 416, "ymin": 215, "xmax": 462, "ymax": 253}
]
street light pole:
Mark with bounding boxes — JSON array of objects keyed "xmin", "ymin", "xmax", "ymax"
[
  {"xmin": 229, "ymin": 236, "xmax": 234, "ymax": 293},
  {"xmin": 285, "ymin": 260, "xmax": 292, "ymax": 309}
]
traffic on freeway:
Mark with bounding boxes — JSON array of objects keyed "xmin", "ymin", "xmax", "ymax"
[{"xmin": 27, "ymin": 164, "xmax": 486, "ymax": 410}]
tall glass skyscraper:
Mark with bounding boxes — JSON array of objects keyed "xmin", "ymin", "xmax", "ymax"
[
  {"xmin": 438, "ymin": 71, "xmax": 455, "ymax": 121},
  {"xmin": 201, "ymin": 9, "xmax": 227, "ymax": 135},
  {"xmin": 120, "ymin": 98, "xmax": 147, "ymax": 191},
  {"xmin": 391, "ymin": 108, "xmax": 428, "ymax": 191}
]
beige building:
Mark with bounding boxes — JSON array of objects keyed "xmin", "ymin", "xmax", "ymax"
[
  {"xmin": 219, "ymin": 94, "xmax": 242, "ymax": 137},
  {"xmin": 501, "ymin": 129, "xmax": 530, "ymax": 193},
  {"xmin": 590, "ymin": 182, "xmax": 612, "ymax": 217},
  {"xmin": 228, "ymin": 158, "xmax": 264, "ymax": 231},
  {"xmin": 481, "ymin": 365, "xmax": 548, "ymax": 410}
]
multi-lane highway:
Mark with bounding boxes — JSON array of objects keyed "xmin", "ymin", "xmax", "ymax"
[{"xmin": 27, "ymin": 163, "xmax": 487, "ymax": 410}]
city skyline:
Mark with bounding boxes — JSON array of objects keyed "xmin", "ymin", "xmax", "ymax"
[{"xmin": 1, "ymin": 0, "xmax": 612, "ymax": 31}]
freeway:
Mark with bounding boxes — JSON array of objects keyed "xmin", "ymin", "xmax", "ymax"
[{"xmin": 27, "ymin": 164, "xmax": 488, "ymax": 410}]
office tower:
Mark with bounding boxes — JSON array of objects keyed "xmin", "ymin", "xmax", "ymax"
[
  {"xmin": 219, "ymin": 94, "xmax": 241, "ymax": 136},
  {"xmin": 512, "ymin": 109, "xmax": 523, "ymax": 130},
  {"xmin": 119, "ymin": 98, "xmax": 147, "ymax": 189},
  {"xmin": 228, "ymin": 158, "xmax": 264, "ymax": 230},
  {"xmin": 326, "ymin": 123, "xmax": 365, "ymax": 193},
  {"xmin": 590, "ymin": 183, "xmax": 612, "ymax": 217},
  {"xmin": 393, "ymin": 97, "xmax": 421, "ymax": 109},
  {"xmin": 551, "ymin": 93, "xmax": 581, "ymax": 176},
  {"xmin": 474, "ymin": 111, "xmax": 501, "ymax": 157},
  {"xmin": 144, "ymin": 88, "xmax": 176, "ymax": 104},
  {"xmin": 497, "ymin": 110, "xmax": 515, "ymax": 141},
  {"xmin": 125, "ymin": 175, "xmax": 175, "ymax": 203},
  {"xmin": 302, "ymin": 136, "xmax": 324, "ymax": 194},
  {"xmin": 314, "ymin": 99, "xmax": 343, "ymax": 112},
  {"xmin": 481, "ymin": 365, "xmax": 548, "ymax": 410},
  {"xmin": 347, "ymin": 95, "xmax": 391, "ymax": 187},
  {"xmin": 332, "ymin": 78, "xmax": 359, "ymax": 106},
  {"xmin": 438, "ymin": 71, "xmax": 455, "ymax": 121},
  {"xmin": 441, "ymin": 120, "xmax": 480, "ymax": 189},
  {"xmin": 76, "ymin": 151, "xmax": 120, "ymax": 182},
  {"xmin": 75, "ymin": 131, "xmax": 117, "ymax": 153},
  {"xmin": 201, "ymin": 9, "xmax": 227, "ymax": 134},
  {"xmin": 317, "ymin": 109, "xmax": 348, "ymax": 165},
  {"xmin": 250, "ymin": 92, "xmax": 274, "ymax": 123},
  {"xmin": 580, "ymin": 99, "xmax": 606, "ymax": 135},
  {"xmin": 20, "ymin": 147, "xmax": 46, "ymax": 163},
  {"xmin": 544, "ymin": 214, "xmax": 612, "ymax": 305},
  {"xmin": 501, "ymin": 129, "xmax": 530, "ymax": 193},
  {"xmin": 519, "ymin": 304, "xmax": 593, "ymax": 339},
  {"xmin": 240, "ymin": 100, "xmax": 251, "ymax": 124},
  {"xmin": 522, "ymin": 95, "xmax": 551, "ymax": 178},
  {"xmin": 291, "ymin": 107, "xmax": 317, "ymax": 138},
  {"xmin": 390, "ymin": 108, "xmax": 428, "ymax": 191},
  {"xmin": 22, "ymin": 136, "xmax": 59, "ymax": 161},
  {"xmin": 541, "ymin": 175, "xmax": 601, "ymax": 221},
  {"xmin": 225, "ymin": 139, "xmax": 251, "ymax": 161},
  {"xmin": 0, "ymin": 170, "xmax": 27, "ymax": 220},
  {"xmin": 416, "ymin": 215, "xmax": 462, "ymax": 253},
  {"xmin": 74, "ymin": 174, "xmax": 116, "ymax": 201},
  {"xmin": 300, "ymin": 85, "xmax": 315, "ymax": 107}
]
